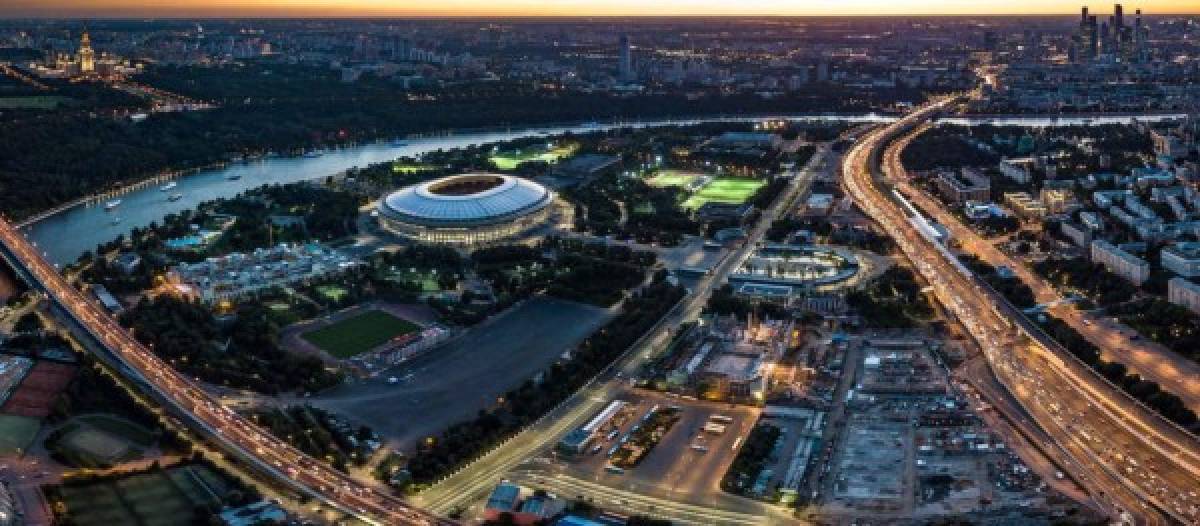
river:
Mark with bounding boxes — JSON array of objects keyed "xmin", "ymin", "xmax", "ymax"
[{"xmin": 21, "ymin": 112, "xmax": 1185, "ymax": 265}]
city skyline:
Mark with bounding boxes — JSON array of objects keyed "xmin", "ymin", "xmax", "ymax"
[
  {"xmin": 0, "ymin": 6, "xmax": 1199, "ymax": 526},
  {"xmin": 1, "ymin": 0, "xmax": 1198, "ymax": 17}
]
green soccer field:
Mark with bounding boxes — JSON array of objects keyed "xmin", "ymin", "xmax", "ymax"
[
  {"xmin": 385, "ymin": 269, "xmax": 442, "ymax": 292},
  {"xmin": 646, "ymin": 170, "xmax": 701, "ymax": 188},
  {"xmin": 301, "ymin": 310, "xmax": 422, "ymax": 358},
  {"xmin": 682, "ymin": 177, "xmax": 766, "ymax": 210},
  {"xmin": 489, "ymin": 144, "xmax": 577, "ymax": 170},
  {"xmin": 56, "ymin": 465, "xmax": 225, "ymax": 526}
]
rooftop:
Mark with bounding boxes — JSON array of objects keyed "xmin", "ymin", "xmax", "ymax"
[
  {"xmin": 1164, "ymin": 242, "xmax": 1200, "ymax": 260},
  {"xmin": 379, "ymin": 173, "xmax": 553, "ymax": 227}
]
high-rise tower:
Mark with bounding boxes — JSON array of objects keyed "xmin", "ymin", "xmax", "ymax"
[
  {"xmin": 78, "ymin": 31, "xmax": 95, "ymax": 73},
  {"xmin": 617, "ymin": 34, "xmax": 634, "ymax": 82}
]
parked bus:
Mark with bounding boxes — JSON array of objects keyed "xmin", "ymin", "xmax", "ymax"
[{"xmin": 709, "ymin": 415, "xmax": 733, "ymax": 424}]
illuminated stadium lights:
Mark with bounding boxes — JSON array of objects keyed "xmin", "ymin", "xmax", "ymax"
[{"xmin": 377, "ymin": 173, "xmax": 555, "ymax": 245}]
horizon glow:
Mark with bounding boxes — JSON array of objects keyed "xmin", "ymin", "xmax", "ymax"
[{"xmin": 2, "ymin": 0, "xmax": 1197, "ymax": 18}]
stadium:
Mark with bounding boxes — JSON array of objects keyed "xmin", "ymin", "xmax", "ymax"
[{"xmin": 376, "ymin": 173, "xmax": 556, "ymax": 245}]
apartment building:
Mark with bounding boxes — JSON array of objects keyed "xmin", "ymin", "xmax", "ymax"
[
  {"xmin": 1167, "ymin": 277, "xmax": 1200, "ymax": 316},
  {"xmin": 1090, "ymin": 239, "xmax": 1150, "ymax": 286},
  {"xmin": 1161, "ymin": 242, "xmax": 1200, "ymax": 278}
]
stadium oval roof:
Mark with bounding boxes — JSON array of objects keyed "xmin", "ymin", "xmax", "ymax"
[{"xmin": 378, "ymin": 173, "xmax": 553, "ymax": 228}]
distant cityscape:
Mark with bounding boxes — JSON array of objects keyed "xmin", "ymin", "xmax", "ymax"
[{"xmin": 0, "ymin": 5, "xmax": 1197, "ymax": 526}]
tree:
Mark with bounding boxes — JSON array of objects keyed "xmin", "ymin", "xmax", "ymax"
[{"xmin": 13, "ymin": 312, "xmax": 41, "ymax": 333}]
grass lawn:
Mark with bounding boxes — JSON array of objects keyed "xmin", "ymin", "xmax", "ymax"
[
  {"xmin": 57, "ymin": 465, "xmax": 223, "ymax": 526},
  {"xmin": 0, "ymin": 96, "xmax": 70, "ymax": 109},
  {"xmin": 60, "ymin": 484, "xmax": 137, "ymax": 526},
  {"xmin": 0, "ymin": 415, "xmax": 39, "ymax": 454},
  {"xmin": 489, "ymin": 144, "xmax": 578, "ymax": 170},
  {"xmin": 54, "ymin": 463, "xmax": 231, "ymax": 526},
  {"xmin": 682, "ymin": 177, "xmax": 766, "ymax": 210},
  {"xmin": 302, "ymin": 309, "xmax": 422, "ymax": 358},
  {"xmin": 76, "ymin": 415, "xmax": 159, "ymax": 448},
  {"xmin": 392, "ymin": 162, "xmax": 437, "ymax": 174},
  {"xmin": 314, "ymin": 284, "xmax": 349, "ymax": 303},
  {"xmin": 61, "ymin": 428, "xmax": 134, "ymax": 466},
  {"xmin": 117, "ymin": 472, "xmax": 196, "ymax": 526},
  {"xmin": 646, "ymin": 170, "xmax": 701, "ymax": 188},
  {"xmin": 385, "ymin": 270, "xmax": 441, "ymax": 292},
  {"xmin": 52, "ymin": 415, "xmax": 159, "ymax": 468},
  {"xmin": 631, "ymin": 202, "xmax": 655, "ymax": 215}
]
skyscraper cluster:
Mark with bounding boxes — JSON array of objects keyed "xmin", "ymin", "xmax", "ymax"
[{"xmin": 1074, "ymin": 4, "xmax": 1148, "ymax": 63}]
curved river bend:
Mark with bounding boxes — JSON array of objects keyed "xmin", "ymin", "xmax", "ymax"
[{"xmin": 23, "ymin": 113, "xmax": 1182, "ymax": 265}]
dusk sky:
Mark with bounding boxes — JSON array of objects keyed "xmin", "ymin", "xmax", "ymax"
[{"xmin": 2, "ymin": 0, "xmax": 1198, "ymax": 17}]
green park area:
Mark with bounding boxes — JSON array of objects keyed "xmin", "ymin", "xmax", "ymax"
[
  {"xmin": 489, "ymin": 143, "xmax": 578, "ymax": 170},
  {"xmin": 301, "ymin": 309, "xmax": 422, "ymax": 358},
  {"xmin": 645, "ymin": 170, "xmax": 702, "ymax": 188},
  {"xmin": 54, "ymin": 464, "xmax": 228, "ymax": 526},
  {"xmin": 682, "ymin": 177, "xmax": 766, "ymax": 210},
  {"xmin": 0, "ymin": 415, "xmax": 40, "ymax": 454}
]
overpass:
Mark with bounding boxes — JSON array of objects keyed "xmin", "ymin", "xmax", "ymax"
[{"xmin": 0, "ymin": 216, "xmax": 452, "ymax": 526}]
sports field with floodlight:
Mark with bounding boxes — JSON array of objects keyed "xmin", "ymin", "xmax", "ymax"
[
  {"xmin": 489, "ymin": 143, "xmax": 578, "ymax": 170},
  {"xmin": 682, "ymin": 177, "xmax": 766, "ymax": 210},
  {"xmin": 392, "ymin": 162, "xmax": 437, "ymax": 175},
  {"xmin": 301, "ymin": 309, "xmax": 422, "ymax": 358},
  {"xmin": 646, "ymin": 170, "xmax": 702, "ymax": 188}
]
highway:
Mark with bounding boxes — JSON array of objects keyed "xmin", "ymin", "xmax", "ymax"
[
  {"xmin": 883, "ymin": 124, "xmax": 1200, "ymax": 412},
  {"xmin": 506, "ymin": 470, "xmax": 771, "ymax": 525},
  {"xmin": 0, "ymin": 217, "xmax": 452, "ymax": 526},
  {"xmin": 416, "ymin": 143, "xmax": 834, "ymax": 517},
  {"xmin": 841, "ymin": 95, "xmax": 1200, "ymax": 525}
]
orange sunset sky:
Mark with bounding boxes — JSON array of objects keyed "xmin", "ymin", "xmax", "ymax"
[{"xmin": 2, "ymin": 0, "xmax": 1198, "ymax": 17}]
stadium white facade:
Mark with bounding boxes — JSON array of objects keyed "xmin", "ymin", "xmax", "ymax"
[{"xmin": 377, "ymin": 173, "xmax": 555, "ymax": 245}]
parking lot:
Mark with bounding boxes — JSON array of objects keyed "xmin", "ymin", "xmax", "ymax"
[
  {"xmin": 311, "ymin": 296, "xmax": 614, "ymax": 450},
  {"xmin": 560, "ymin": 389, "xmax": 759, "ymax": 506}
]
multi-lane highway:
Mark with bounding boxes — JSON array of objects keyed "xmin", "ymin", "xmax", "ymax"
[
  {"xmin": 0, "ymin": 217, "xmax": 451, "ymax": 526},
  {"xmin": 506, "ymin": 470, "xmax": 772, "ymax": 526},
  {"xmin": 842, "ymin": 96, "xmax": 1200, "ymax": 525},
  {"xmin": 5, "ymin": 99, "xmax": 1196, "ymax": 526},
  {"xmin": 882, "ymin": 125, "xmax": 1200, "ymax": 412},
  {"xmin": 416, "ymin": 143, "xmax": 835, "ymax": 517}
]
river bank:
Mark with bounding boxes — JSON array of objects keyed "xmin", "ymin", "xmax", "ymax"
[{"xmin": 21, "ymin": 111, "xmax": 1185, "ymax": 266}]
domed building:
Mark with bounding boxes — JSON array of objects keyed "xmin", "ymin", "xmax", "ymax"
[{"xmin": 376, "ymin": 173, "xmax": 556, "ymax": 245}]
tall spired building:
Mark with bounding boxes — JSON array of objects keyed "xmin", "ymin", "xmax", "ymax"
[
  {"xmin": 30, "ymin": 29, "xmax": 137, "ymax": 79},
  {"xmin": 78, "ymin": 31, "xmax": 95, "ymax": 73}
]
